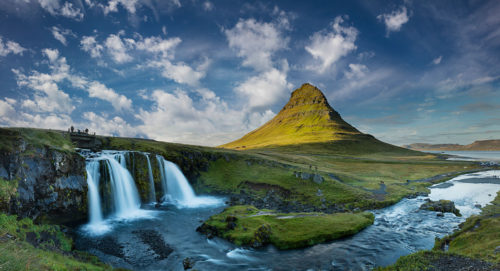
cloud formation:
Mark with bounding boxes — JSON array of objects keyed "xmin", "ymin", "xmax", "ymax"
[
  {"xmin": 305, "ymin": 16, "xmax": 358, "ymax": 73},
  {"xmin": 0, "ymin": 37, "xmax": 26, "ymax": 57},
  {"xmin": 377, "ymin": 6, "xmax": 410, "ymax": 36}
]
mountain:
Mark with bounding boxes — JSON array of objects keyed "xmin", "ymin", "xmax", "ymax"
[
  {"xmin": 405, "ymin": 140, "xmax": 500, "ymax": 151},
  {"xmin": 220, "ymin": 83, "xmax": 414, "ymax": 154}
]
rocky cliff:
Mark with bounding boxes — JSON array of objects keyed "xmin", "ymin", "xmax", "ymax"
[{"xmin": 0, "ymin": 128, "xmax": 87, "ymax": 224}]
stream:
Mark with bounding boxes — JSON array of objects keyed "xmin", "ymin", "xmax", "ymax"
[{"xmin": 74, "ymin": 151, "xmax": 500, "ymax": 271}]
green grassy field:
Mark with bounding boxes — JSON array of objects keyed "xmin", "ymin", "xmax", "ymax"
[
  {"xmin": 0, "ymin": 214, "xmax": 111, "ymax": 270},
  {"xmin": 198, "ymin": 205, "xmax": 374, "ymax": 249}
]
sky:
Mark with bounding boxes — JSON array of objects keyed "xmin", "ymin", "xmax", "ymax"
[{"xmin": 0, "ymin": 0, "xmax": 499, "ymax": 147}]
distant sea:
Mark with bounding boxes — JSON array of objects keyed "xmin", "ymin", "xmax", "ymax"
[{"xmin": 427, "ymin": 150, "xmax": 500, "ymax": 161}]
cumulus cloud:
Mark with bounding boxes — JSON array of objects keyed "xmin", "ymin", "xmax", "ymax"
[
  {"xmin": 224, "ymin": 18, "xmax": 289, "ymax": 71},
  {"xmin": 80, "ymin": 36, "xmax": 104, "ymax": 58},
  {"xmin": 83, "ymin": 112, "xmax": 136, "ymax": 137},
  {"xmin": 0, "ymin": 36, "xmax": 26, "ymax": 57},
  {"xmin": 305, "ymin": 16, "xmax": 358, "ymax": 73},
  {"xmin": 37, "ymin": 0, "xmax": 84, "ymax": 20},
  {"xmin": 377, "ymin": 6, "xmax": 410, "ymax": 36},
  {"xmin": 105, "ymin": 34, "xmax": 133, "ymax": 63},
  {"xmin": 87, "ymin": 81, "xmax": 132, "ymax": 111},
  {"xmin": 51, "ymin": 26, "xmax": 76, "ymax": 46},
  {"xmin": 235, "ymin": 66, "xmax": 292, "ymax": 109},
  {"xmin": 136, "ymin": 88, "xmax": 275, "ymax": 145},
  {"xmin": 13, "ymin": 48, "xmax": 132, "ymax": 114},
  {"xmin": 101, "ymin": 0, "xmax": 139, "ymax": 14}
]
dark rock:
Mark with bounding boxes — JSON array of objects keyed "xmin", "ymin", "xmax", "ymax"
[
  {"xmin": 133, "ymin": 229, "xmax": 173, "ymax": 260},
  {"xmin": 475, "ymin": 204, "xmax": 482, "ymax": 208},
  {"xmin": 0, "ymin": 139, "xmax": 87, "ymax": 223},
  {"xmin": 420, "ymin": 199, "xmax": 462, "ymax": 217},
  {"xmin": 183, "ymin": 257, "xmax": 194, "ymax": 270},
  {"xmin": 437, "ymin": 212, "xmax": 444, "ymax": 217},
  {"xmin": 495, "ymin": 246, "xmax": 500, "ymax": 254},
  {"xmin": 300, "ymin": 172, "xmax": 311, "ymax": 180}
]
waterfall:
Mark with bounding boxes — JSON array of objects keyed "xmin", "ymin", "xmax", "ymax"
[
  {"xmin": 157, "ymin": 156, "xmax": 223, "ymax": 208},
  {"xmin": 102, "ymin": 153, "xmax": 141, "ymax": 217},
  {"xmin": 145, "ymin": 154, "xmax": 156, "ymax": 203},
  {"xmin": 86, "ymin": 160, "xmax": 103, "ymax": 224}
]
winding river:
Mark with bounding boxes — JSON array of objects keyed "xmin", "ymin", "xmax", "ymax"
[{"xmin": 75, "ymin": 151, "xmax": 500, "ymax": 271}]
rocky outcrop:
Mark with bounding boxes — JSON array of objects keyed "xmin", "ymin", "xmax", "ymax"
[
  {"xmin": 0, "ymin": 139, "xmax": 87, "ymax": 224},
  {"xmin": 420, "ymin": 199, "xmax": 462, "ymax": 217}
]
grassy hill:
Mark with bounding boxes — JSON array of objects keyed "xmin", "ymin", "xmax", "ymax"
[{"xmin": 220, "ymin": 83, "xmax": 420, "ymax": 157}]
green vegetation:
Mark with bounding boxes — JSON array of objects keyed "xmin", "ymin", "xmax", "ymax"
[
  {"xmin": 199, "ymin": 205, "xmax": 374, "ymax": 249},
  {"xmin": 0, "ymin": 178, "xmax": 18, "ymax": 211},
  {"xmin": 0, "ymin": 127, "xmax": 75, "ymax": 153},
  {"xmin": 0, "ymin": 214, "xmax": 111, "ymax": 270}
]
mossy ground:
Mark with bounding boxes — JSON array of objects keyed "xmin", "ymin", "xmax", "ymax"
[
  {"xmin": 199, "ymin": 205, "xmax": 374, "ymax": 249},
  {"xmin": 0, "ymin": 127, "xmax": 75, "ymax": 153},
  {"xmin": 0, "ymin": 214, "xmax": 111, "ymax": 270}
]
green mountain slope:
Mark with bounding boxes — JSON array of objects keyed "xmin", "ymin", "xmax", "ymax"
[{"xmin": 220, "ymin": 83, "xmax": 416, "ymax": 155}]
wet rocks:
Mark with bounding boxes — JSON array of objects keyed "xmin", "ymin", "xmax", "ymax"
[
  {"xmin": 133, "ymin": 229, "xmax": 173, "ymax": 260},
  {"xmin": 420, "ymin": 199, "xmax": 462, "ymax": 217},
  {"xmin": 495, "ymin": 246, "xmax": 500, "ymax": 254}
]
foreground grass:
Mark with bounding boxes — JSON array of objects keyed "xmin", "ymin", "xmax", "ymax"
[
  {"xmin": 198, "ymin": 205, "xmax": 374, "ymax": 249},
  {"xmin": 0, "ymin": 127, "xmax": 75, "ymax": 153},
  {"xmin": 0, "ymin": 214, "xmax": 111, "ymax": 270}
]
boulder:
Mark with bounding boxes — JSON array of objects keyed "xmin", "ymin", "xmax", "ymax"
[{"xmin": 420, "ymin": 199, "xmax": 462, "ymax": 217}]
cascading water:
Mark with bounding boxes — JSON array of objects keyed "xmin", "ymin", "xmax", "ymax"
[
  {"xmin": 85, "ymin": 160, "xmax": 103, "ymax": 225},
  {"xmin": 156, "ymin": 156, "xmax": 223, "ymax": 208},
  {"xmin": 145, "ymin": 154, "xmax": 156, "ymax": 203},
  {"xmin": 83, "ymin": 151, "xmax": 153, "ymax": 235},
  {"xmin": 103, "ymin": 153, "xmax": 142, "ymax": 217}
]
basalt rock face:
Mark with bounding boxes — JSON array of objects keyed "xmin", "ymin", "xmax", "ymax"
[
  {"xmin": 0, "ymin": 139, "xmax": 87, "ymax": 224},
  {"xmin": 219, "ymin": 83, "xmax": 365, "ymax": 150}
]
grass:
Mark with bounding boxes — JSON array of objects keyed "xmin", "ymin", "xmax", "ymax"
[
  {"xmin": 0, "ymin": 127, "xmax": 75, "ymax": 153},
  {"xmin": 199, "ymin": 205, "xmax": 374, "ymax": 249},
  {"xmin": 0, "ymin": 213, "xmax": 111, "ymax": 270},
  {"xmin": 0, "ymin": 177, "xmax": 18, "ymax": 211}
]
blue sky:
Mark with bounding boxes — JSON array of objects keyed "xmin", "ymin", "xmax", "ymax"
[{"xmin": 0, "ymin": 0, "xmax": 499, "ymax": 146}]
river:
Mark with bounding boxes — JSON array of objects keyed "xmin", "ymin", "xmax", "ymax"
[{"xmin": 74, "ymin": 151, "xmax": 500, "ymax": 271}]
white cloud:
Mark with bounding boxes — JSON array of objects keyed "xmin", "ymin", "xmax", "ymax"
[
  {"xmin": 136, "ymin": 89, "xmax": 276, "ymax": 145},
  {"xmin": 150, "ymin": 57, "xmax": 210, "ymax": 87},
  {"xmin": 51, "ymin": 26, "xmax": 75, "ymax": 46},
  {"xmin": 13, "ymin": 48, "xmax": 133, "ymax": 114},
  {"xmin": 105, "ymin": 34, "xmax": 133, "ymax": 63},
  {"xmin": 37, "ymin": 0, "xmax": 84, "ymax": 20},
  {"xmin": 235, "ymin": 65, "xmax": 292, "ymax": 109},
  {"xmin": 80, "ymin": 36, "xmax": 104, "ymax": 58},
  {"xmin": 60, "ymin": 2, "xmax": 84, "ymax": 20},
  {"xmin": 224, "ymin": 18, "xmax": 289, "ymax": 71},
  {"xmin": 305, "ymin": 16, "xmax": 358, "ymax": 73},
  {"xmin": 0, "ymin": 37, "xmax": 26, "ymax": 56},
  {"xmin": 87, "ymin": 81, "xmax": 132, "ymax": 111},
  {"xmin": 344, "ymin": 63, "xmax": 368, "ymax": 79},
  {"xmin": 0, "ymin": 98, "xmax": 17, "ymax": 123},
  {"xmin": 83, "ymin": 112, "xmax": 136, "ymax": 137},
  {"xmin": 203, "ymin": 1, "xmax": 214, "ymax": 11},
  {"xmin": 433, "ymin": 55, "xmax": 442, "ymax": 65},
  {"xmin": 101, "ymin": 0, "xmax": 139, "ymax": 14},
  {"xmin": 377, "ymin": 6, "xmax": 410, "ymax": 36},
  {"xmin": 135, "ymin": 35, "xmax": 181, "ymax": 57}
]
